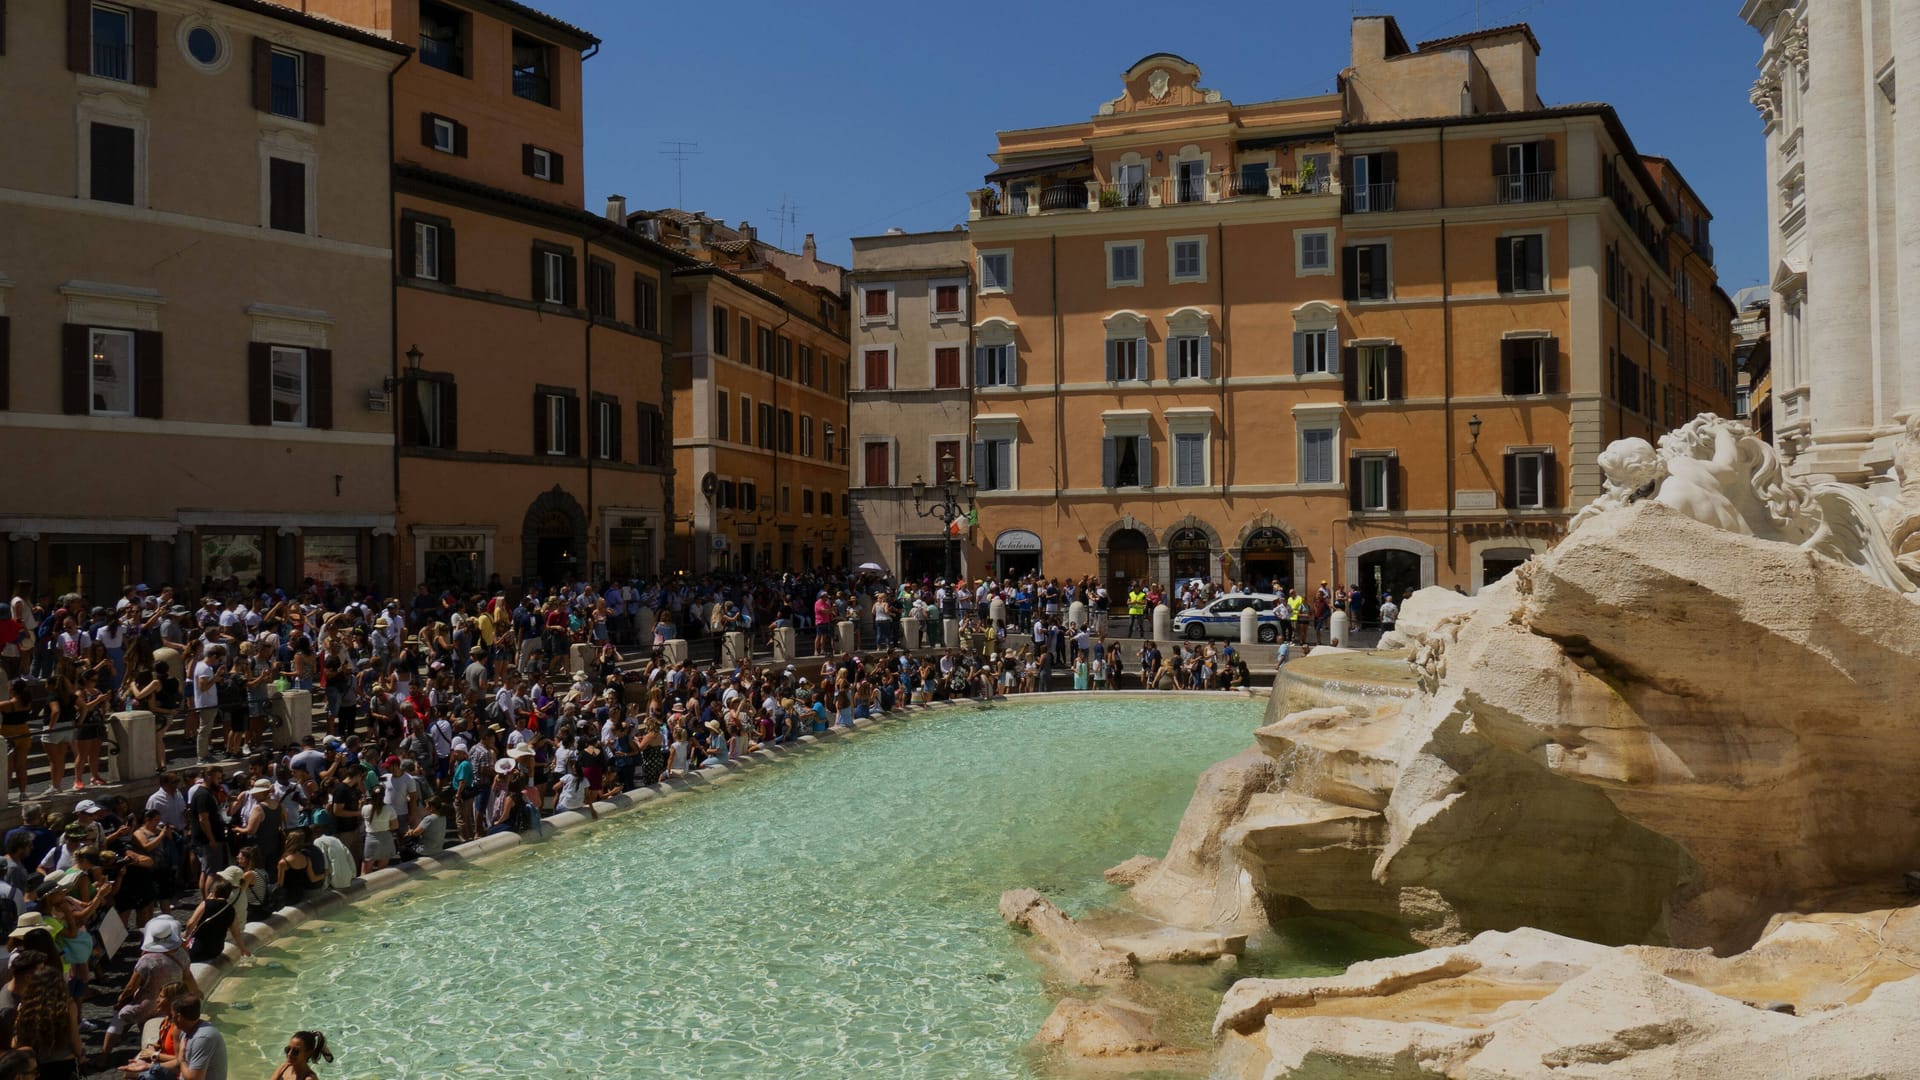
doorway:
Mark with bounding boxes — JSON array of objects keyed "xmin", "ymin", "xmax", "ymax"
[
  {"xmin": 1177, "ymin": 159, "xmax": 1205, "ymax": 203},
  {"xmin": 533, "ymin": 527, "xmax": 578, "ymax": 586},
  {"xmin": 520, "ymin": 486, "xmax": 587, "ymax": 589},
  {"xmin": 1106, "ymin": 528, "xmax": 1149, "ymax": 596},
  {"xmin": 1481, "ymin": 548, "xmax": 1533, "ymax": 590},
  {"xmin": 1359, "ymin": 549, "xmax": 1423, "ymax": 619},
  {"xmin": 899, "ymin": 540, "xmax": 948, "ymax": 583},
  {"xmin": 1167, "ymin": 527, "xmax": 1212, "ymax": 586},
  {"xmin": 48, "ymin": 539, "xmax": 131, "ymax": 607},
  {"xmin": 1239, "ymin": 527, "xmax": 1291, "ymax": 594}
]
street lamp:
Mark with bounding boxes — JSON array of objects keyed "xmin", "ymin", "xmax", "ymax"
[
  {"xmin": 1467, "ymin": 413, "xmax": 1483, "ymax": 447},
  {"xmin": 911, "ymin": 448, "xmax": 977, "ymax": 587},
  {"xmin": 386, "ymin": 344, "xmax": 425, "ymax": 392}
]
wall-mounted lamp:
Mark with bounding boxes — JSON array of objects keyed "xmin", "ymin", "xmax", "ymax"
[
  {"xmin": 1154, "ymin": 149, "xmax": 1164, "ymax": 162},
  {"xmin": 384, "ymin": 345, "xmax": 425, "ymax": 392},
  {"xmin": 1467, "ymin": 413, "xmax": 1483, "ymax": 446}
]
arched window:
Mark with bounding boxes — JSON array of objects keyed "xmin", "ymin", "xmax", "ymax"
[
  {"xmin": 1166, "ymin": 306, "xmax": 1213, "ymax": 379},
  {"xmin": 1102, "ymin": 310, "xmax": 1149, "ymax": 382},
  {"xmin": 973, "ymin": 317, "xmax": 1018, "ymax": 388},
  {"xmin": 1291, "ymin": 301, "xmax": 1338, "ymax": 376}
]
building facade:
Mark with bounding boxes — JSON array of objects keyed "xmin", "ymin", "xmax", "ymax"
[
  {"xmin": 0, "ymin": 0, "xmax": 407, "ymax": 602},
  {"xmin": 1733, "ymin": 285, "xmax": 1773, "ymax": 443},
  {"xmin": 961, "ymin": 18, "xmax": 1730, "ymax": 599},
  {"xmin": 641, "ymin": 212, "xmax": 851, "ymax": 573},
  {"xmin": 848, "ymin": 230, "xmax": 973, "ymax": 580},
  {"xmin": 285, "ymin": 0, "xmax": 683, "ymax": 591},
  {"xmin": 1742, "ymin": 0, "xmax": 1917, "ymax": 489}
]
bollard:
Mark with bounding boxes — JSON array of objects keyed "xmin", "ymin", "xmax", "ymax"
[
  {"xmin": 661, "ymin": 638, "xmax": 690, "ymax": 665},
  {"xmin": 835, "ymin": 621, "xmax": 858, "ymax": 656},
  {"xmin": 1068, "ymin": 600, "xmax": 1087, "ymax": 629},
  {"xmin": 1152, "ymin": 603, "xmax": 1173, "ymax": 643},
  {"xmin": 1240, "ymin": 607, "xmax": 1259, "ymax": 645},
  {"xmin": 721, "ymin": 631, "xmax": 751, "ymax": 667},
  {"xmin": 275, "ymin": 689, "xmax": 313, "ymax": 747},
  {"xmin": 900, "ymin": 617, "xmax": 923, "ymax": 651},
  {"xmin": 636, "ymin": 607, "xmax": 656, "ymax": 648},
  {"xmin": 772, "ymin": 626, "xmax": 797, "ymax": 664},
  {"xmin": 109, "ymin": 711, "xmax": 158, "ymax": 784},
  {"xmin": 1330, "ymin": 610, "xmax": 1349, "ymax": 649},
  {"xmin": 989, "ymin": 596, "xmax": 1007, "ymax": 628},
  {"xmin": 943, "ymin": 618, "xmax": 959, "ymax": 648},
  {"xmin": 569, "ymin": 642, "xmax": 596, "ymax": 676}
]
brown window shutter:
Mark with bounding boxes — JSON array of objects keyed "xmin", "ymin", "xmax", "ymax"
[
  {"xmin": 66, "ymin": 0, "xmax": 88, "ymax": 73},
  {"xmin": 1499, "ymin": 338, "xmax": 1517, "ymax": 394},
  {"xmin": 1494, "ymin": 236, "xmax": 1513, "ymax": 294},
  {"xmin": 1542, "ymin": 453, "xmax": 1559, "ymax": 507},
  {"xmin": 132, "ymin": 7, "xmax": 156, "ymax": 86},
  {"xmin": 1341, "ymin": 348, "xmax": 1358, "ymax": 401},
  {"xmin": 561, "ymin": 255, "xmax": 577, "ymax": 308},
  {"xmin": 61, "ymin": 323, "xmax": 88, "ymax": 414},
  {"xmin": 0, "ymin": 315, "xmax": 9, "ymax": 410},
  {"xmin": 1387, "ymin": 458, "xmax": 1402, "ymax": 510},
  {"xmin": 441, "ymin": 380, "xmax": 458, "ymax": 450},
  {"xmin": 1491, "ymin": 142, "xmax": 1508, "ymax": 176},
  {"xmin": 1537, "ymin": 139, "xmax": 1555, "ymax": 175},
  {"xmin": 400, "ymin": 377, "xmax": 420, "ymax": 445},
  {"xmin": 2, "ymin": 0, "xmax": 9, "ymax": 57},
  {"xmin": 1341, "ymin": 247, "xmax": 1358, "ymax": 300},
  {"xmin": 1502, "ymin": 452, "xmax": 1519, "ymax": 509},
  {"xmin": 133, "ymin": 330, "xmax": 163, "ymax": 418},
  {"xmin": 564, "ymin": 394, "xmax": 580, "ymax": 456},
  {"xmin": 1347, "ymin": 457, "xmax": 1363, "ymax": 512},
  {"xmin": 420, "ymin": 112, "xmax": 436, "ymax": 148},
  {"xmin": 439, "ymin": 224, "xmax": 456, "ymax": 285},
  {"xmin": 1542, "ymin": 337, "xmax": 1561, "ymax": 393},
  {"xmin": 611, "ymin": 400, "xmax": 623, "ymax": 461},
  {"xmin": 398, "ymin": 216, "xmax": 416, "ymax": 279},
  {"xmin": 253, "ymin": 38, "xmax": 273, "ymax": 111},
  {"xmin": 551, "ymin": 152, "xmax": 564, "ymax": 185},
  {"xmin": 521, "ymin": 143, "xmax": 536, "ymax": 176},
  {"xmin": 303, "ymin": 52, "xmax": 325, "ymax": 125},
  {"xmin": 1386, "ymin": 345, "xmax": 1405, "ymax": 400},
  {"xmin": 247, "ymin": 342, "xmax": 272, "ymax": 425},
  {"xmin": 530, "ymin": 246, "xmax": 544, "ymax": 301},
  {"xmin": 308, "ymin": 348, "xmax": 332, "ymax": 428},
  {"xmin": 532, "ymin": 391, "xmax": 548, "ymax": 454},
  {"xmin": 453, "ymin": 121, "xmax": 468, "ymax": 157}
]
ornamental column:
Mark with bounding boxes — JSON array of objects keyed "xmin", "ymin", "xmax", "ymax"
[
  {"xmin": 1893, "ymin": 0, "xmax": 1920, "ymax": 423},
  {"xmin": 1803, "ymin": 3, "xmax": 1876, "ymax": 479}
]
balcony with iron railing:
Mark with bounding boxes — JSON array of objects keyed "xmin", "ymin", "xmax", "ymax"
[
  {"xmin": 972, "ymin": 165, "xmax": 1339, "ymax": 220},
  {"xmin": 1342, "ymin": 181, "xmax": 1397, "ymax": 214},
  {"xmin": 270, "ymin": 81, "xmax": 303, "ymax": 120},
  {"xmin": 513, "ymin": 70, "xmax": 551, "ymax": 104},
  {"xmin": 92, "ymin": 42, "xmax": 131, "ymax": 81},
  {"xmin": 419, "ymin": 36, "xmax": 459, "ymax": 73},
  {"xmin": 1496, "ymin": 170, "xmax": 1555, "ymax": 204}
]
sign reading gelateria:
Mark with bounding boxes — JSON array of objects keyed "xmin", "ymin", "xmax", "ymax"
[
  {"xmin": 1460, "ymin": 520, "xmax": 1566, "ymax": 541},
  {"xmin": 995, "ymin": 529, "xmax": 1043, "ymax": 552}
]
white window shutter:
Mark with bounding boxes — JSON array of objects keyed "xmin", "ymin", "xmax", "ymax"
[
  {"xmin": 1200, "ymin": 335, "xmax": 1212, "ymax": 378},
  {"xmin": 994, "ymin": 440, "xmax": 1012, "ymax": 489},
  {"xmin": 1325, "ymin": 331, "xmax": 1340, "ymax": 373},
  {"xmin": 1102, "ymin": 437, "xmax": 1116, "ymax": 487},
  {"xmin": 974, "ymin": 346, "xmax": 989, "ymax": 387},
  {"xmin": 1137, "ymin": 434, "xmax": 1152, "ymax": 487},
  {"xmin": 1136, "ymin": 337, "xmax": 1150, "ymax": 381},
  {"xmin": 974, "ymin": 441, "xmax": 989, "ymax": 488}
]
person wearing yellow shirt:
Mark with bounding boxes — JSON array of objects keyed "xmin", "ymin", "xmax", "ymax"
[
  {"xmin": 1125, "ymin": 587, "xmax": 1148, "ymax": 638},
  {"xmin": 1286, "ymin": 591, "xmax": 1308, "ymax": 645}
]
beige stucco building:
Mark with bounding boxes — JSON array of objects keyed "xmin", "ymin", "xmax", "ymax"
[
  {"xmin": 1742, "ymin": 0, "xmax": 1919, "ymax": 489},
  {"xmin": 848, "ymin": 230, "xmax": 973, "ymax": 580},
  {"xmin": 0, "ymin": 0, "xmax": 408, "ymax": 601}
]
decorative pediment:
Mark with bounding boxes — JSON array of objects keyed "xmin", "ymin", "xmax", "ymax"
[{"xmin": 1098, "ymin": 53, "xmax": 1222, "ymax": 116}]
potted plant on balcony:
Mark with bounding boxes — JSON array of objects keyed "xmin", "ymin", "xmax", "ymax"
[
  {"xmin": 1099, "ymin": 188, "xmax": 1122, "ymax": 209},
  {"xmin": 1298, "ymin": 157, "xmax": 1317, "ymax": 193}
]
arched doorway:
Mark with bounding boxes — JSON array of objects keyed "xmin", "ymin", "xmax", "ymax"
[
  {"xmin": 521, "ymin": 486, "xmax": 587, "ymax": 588},
  {"xmin": 1240, "ymin": 527, "xmax": 1292, "ymax": 593},
  {"xmin": 1358, "ymin": 549, "xmax": 1422, "ymax": 619},
  {"xmin": 1106, "ymin": 528, "xmax": 1149, "ymax": 595},
  {"xmin": 1167, "ymin": 527, "xmax": 1212, "ymax": 585},
  {"xmin": 1480, "ymin": 547, "xmax": 1533, "ymax": 588}
]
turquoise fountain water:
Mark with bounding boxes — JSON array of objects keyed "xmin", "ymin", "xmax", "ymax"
[{"xmin": 219, "ymin": 696, "xmax": 1400, "ymax": 1078}]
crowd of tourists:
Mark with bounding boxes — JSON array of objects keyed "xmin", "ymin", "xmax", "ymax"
[{"xmin": 0, "ymin": 564, "xmax": 1395, "ymax": 1077}]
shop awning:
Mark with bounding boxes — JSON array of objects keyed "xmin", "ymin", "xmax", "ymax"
[{"xmin": 984, "ymin": 151, "xmax": 1093, "ymax": 183}]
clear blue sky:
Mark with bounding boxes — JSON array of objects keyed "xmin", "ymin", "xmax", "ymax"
[{"xmin": 547, "ymin": 0, "xmax": 1767, "ymax": 292}]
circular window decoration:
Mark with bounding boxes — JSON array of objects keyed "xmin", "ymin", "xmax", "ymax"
[{"xmin": 176, "ymin": 20, "xmax": 231, "ymax": 73}]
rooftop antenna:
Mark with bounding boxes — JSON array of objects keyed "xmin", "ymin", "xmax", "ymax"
[
  {"xmin": 658, "ymin": 141, "xmax": 700, "ymax": 208},
  {"xmin": 766, "ymin": 194, "xmax": 800, "ymax": 251}
]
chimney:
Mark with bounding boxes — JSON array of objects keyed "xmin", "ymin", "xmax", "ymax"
[
  {"xmin": 605, "ymin": 194, "xmax": 627, "ymax": 223},
  {"xmin": 738, "ymin": 221, "xmax": 756, "ymax": 243},
  {"xmin": 802, "ymin": 233, "xmax": 817, "ymax": 260}
]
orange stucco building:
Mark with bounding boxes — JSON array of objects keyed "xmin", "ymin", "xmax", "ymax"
[
  {"xmin": 961, "ymin": 17, "xmax": 1732, "ymax": 601},
  {"xmin": 277, "ymin": 0, "xmax": 684, "ymax": 590},
  {"xmin": 632, "ymin": 213, "xmax": 852, "ymax": 573}
]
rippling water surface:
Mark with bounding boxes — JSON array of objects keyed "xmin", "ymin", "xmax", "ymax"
[{"xmin": 220, "ymin": 696, "xmax": 1346, "ymax": 1078}]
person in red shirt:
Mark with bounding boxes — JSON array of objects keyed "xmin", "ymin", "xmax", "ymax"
[{"xmin": 812, "ymin": 593, "xmax": 833, "ymax": 656}]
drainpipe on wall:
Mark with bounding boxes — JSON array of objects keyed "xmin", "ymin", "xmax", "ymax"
[
  {"xmin": 1217, "ymin": 222, "xmax": 1229, "ymax": 500},
  {"xmin": 385, "ymin": 50, "xmax": 409, "ymax": 593},
  {"xmin": 583, "ymin": 236, "xmax": 596, "ymax": 581},
  {"xmin": 1439, "ymin": 128, "xmax": 1456, "ymax": 580},
  {"xmin": 966, "ymin": 255, "xmax": 977, "ymax": 579},
  {"xmin": 1051, "ymin": 233, "xmax": 1063, "ymax": 506},
  {"xmin": 770, "ymin": 307, "xmax": 792, "ymax": 565}
]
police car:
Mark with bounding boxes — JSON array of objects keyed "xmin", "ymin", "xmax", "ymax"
[{"xmin": 1171, "ymin": 593, "xmax": 1284, "ymax": 642}]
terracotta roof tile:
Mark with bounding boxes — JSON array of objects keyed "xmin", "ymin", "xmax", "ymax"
[{"xmin": 1416, "ymin": 22, "xmax": 1542, "ymax": 55}]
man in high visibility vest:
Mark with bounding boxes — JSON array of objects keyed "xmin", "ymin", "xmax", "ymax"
[{"xmin": 1125, "ymin": 585, "xmax": 1148, "ymax": 638}]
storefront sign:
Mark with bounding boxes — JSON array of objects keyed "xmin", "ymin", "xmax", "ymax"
[
  {"xmin": 428, "ymin": 534, "xmax": 485, "ymax": 552},
  {"xmin": 736, "ymin": 523, "xmax": 758, "ymax": 538},
  {"xmin": 1461, "ymin": 520, "xmax": 1566, "ymax": 541},
  {"xmin": 995, "ymin": 529, "xmax": 1043, "ymax": 552}
]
